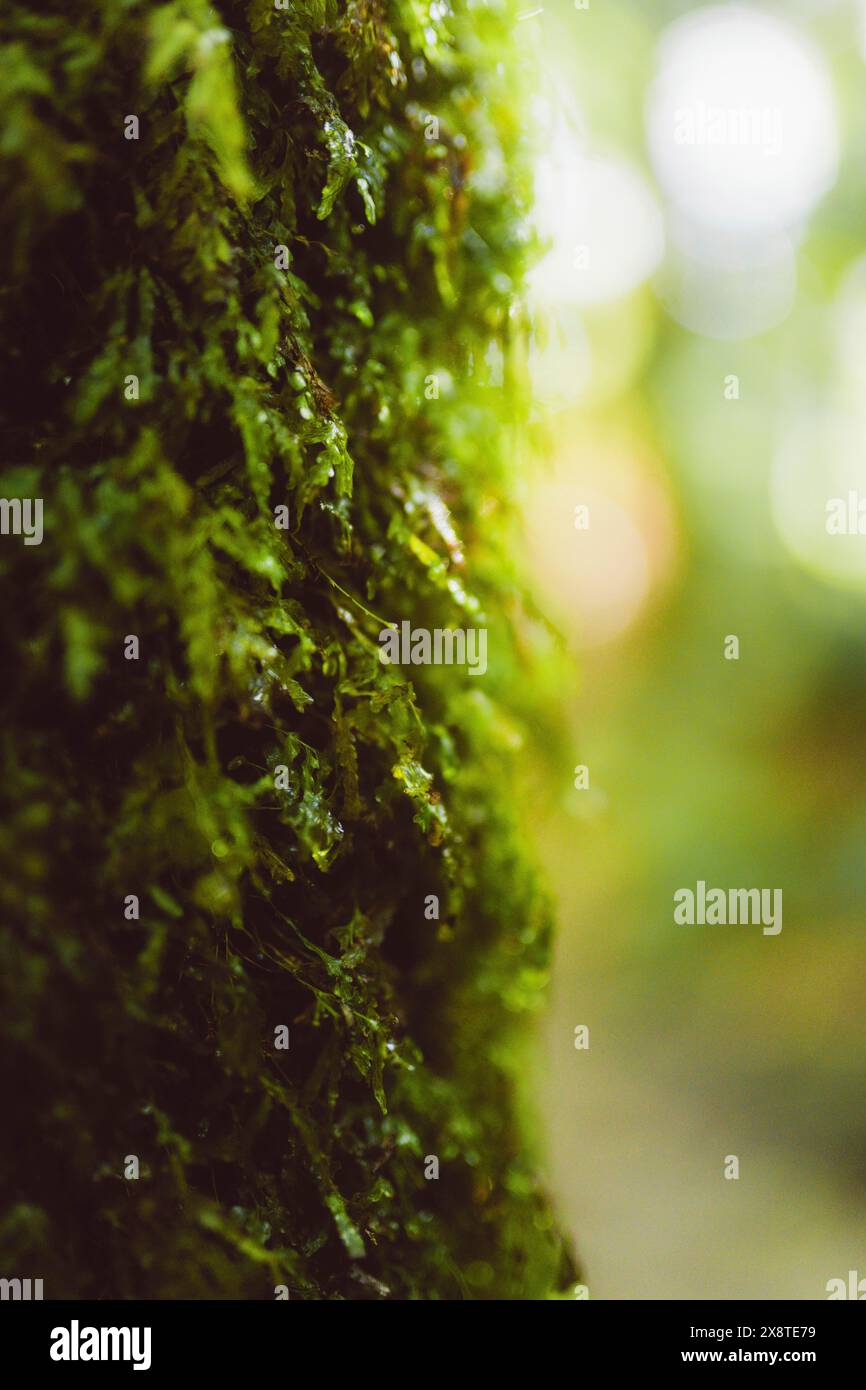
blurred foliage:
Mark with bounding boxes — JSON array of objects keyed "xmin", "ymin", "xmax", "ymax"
[
  {"xmin": 0, "ymin": 0, "xmax": 575, "ymax": 1297},
  {"xmin": 516, "ymin": 0, "xmax": 866, "ymax": 1297}
]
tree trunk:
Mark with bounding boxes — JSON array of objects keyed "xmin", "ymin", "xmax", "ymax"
[{"xmin": 0, "ymin": 0, "xmax": 575, "ymax": 1299}]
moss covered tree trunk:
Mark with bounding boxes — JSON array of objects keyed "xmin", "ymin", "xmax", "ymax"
[{"xmin": 0, "ymin": 0, "xmax": 574, "ymax": 1298}]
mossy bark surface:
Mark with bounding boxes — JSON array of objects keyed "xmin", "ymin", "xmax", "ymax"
[{"xmin": 0, "ymin": 0, "xmax": 575, "ymax": 1298}]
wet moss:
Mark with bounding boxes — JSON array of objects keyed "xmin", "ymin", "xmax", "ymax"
[{"xmin": 0, "ymin": 0, "xmax": 576, "ymax": 1298}]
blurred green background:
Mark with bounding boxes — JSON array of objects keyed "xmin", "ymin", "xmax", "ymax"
[{"xmin": 516, "ymin": 0, "xmax": 866, "ymax": 1297}]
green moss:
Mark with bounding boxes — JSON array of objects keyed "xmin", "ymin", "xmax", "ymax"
[{"xmin": 0, "ymin": 0, "xmax": 576, "ymax": 1298}]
